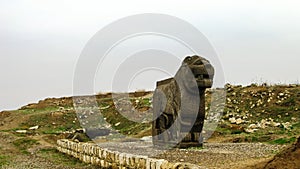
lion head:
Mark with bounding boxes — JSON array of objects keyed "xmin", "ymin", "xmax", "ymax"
[{"xmin": 175, "ymin": 55, "xmax": 214, "ymax": 92}]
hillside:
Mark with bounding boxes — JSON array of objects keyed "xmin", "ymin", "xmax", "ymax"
[{"xmin": 0, "ymin": 84, "xmax": 299, "ymax": 168}]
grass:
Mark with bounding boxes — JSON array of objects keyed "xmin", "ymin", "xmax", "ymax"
[
  {"xmin": 42, "ymin": 126, "xmax": 69, "ymax": 134},
  {"xmin": 292, "ymin": 122, "xmax": 300, "ymax": 128},
  {"xmin": 12, "ymin": 138, "xmax": 39, "ymax": 154},
  {"xmin": 188, "ymin": 146, "xmax": 204, "ymax": 150},
  {"xmin": 0, "ymin": 155, "xmax": 10, "ymax": 167},
  {"xmin": 38, "ymin": 148, "xmax": 96, "ymax": 168},
  {"xmin": 269, "ymin": 137, "xmax": 297, "ymax": 144},
  {"xmin": 19, "ymin": 109, "xmax": 81, "ymax": 135},
  {"xmin": 97, "ymin": 98, "xmax": 151, "ymax": 136},
  {"xmin": 19, "ymin": 106, "xmax": 63, "ymax": 115},
  {"xmin": 211, "ymin": 84, "xmax": 300, "ymax": 144}
]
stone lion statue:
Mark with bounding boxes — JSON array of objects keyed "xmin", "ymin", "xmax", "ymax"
[{"xmin": 152, "ymin": 55, "xmax": 214, "ymax": 148}]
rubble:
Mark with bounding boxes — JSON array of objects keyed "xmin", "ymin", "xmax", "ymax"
[
  {"xmin": 15, "ymin": 130, "xmax": 27, "ymax": 134},
  {"xmin": 29, "ymin": 125, "xmax": 39, "ymax": 130},
  {"xmin": 282, "ymin": 122, "xmax": 292, "ymax": 130}
]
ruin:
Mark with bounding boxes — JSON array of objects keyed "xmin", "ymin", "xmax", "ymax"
[{"xmin": 152, "ymin": 55, "xmax": 214, "ymax": 148}]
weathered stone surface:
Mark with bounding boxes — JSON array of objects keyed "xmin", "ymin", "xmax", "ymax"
[
  {"xmin": 57, "ymin": 139, "xmax": 199, "ymax": 169},
  {"xmin": 152, "ymin": 55, "xmax": 214, "ymax": 148}
]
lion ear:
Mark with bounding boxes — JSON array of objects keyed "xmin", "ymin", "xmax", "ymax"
[{"xmin": 183, "ymin": 56, "xmax": 192, "ymax": 63}]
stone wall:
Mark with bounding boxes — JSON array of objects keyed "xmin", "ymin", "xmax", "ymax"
[{"xmin": 57, "ymin": 139, "xmax": 200, "ymax": 169}]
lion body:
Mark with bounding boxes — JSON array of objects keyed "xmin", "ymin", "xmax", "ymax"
[{"xmin": 152, "ymin": 55, "xmax": 214, "ymax": 148}]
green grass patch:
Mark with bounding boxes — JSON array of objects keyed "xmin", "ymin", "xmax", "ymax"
[
  {"xmin": 268, "ymin": 137, "xmax": 297, "ymax": 144},
  {"xmin": 187, "ymin": 146, "xmax": 204, "ymax": 150},
  {"xmin": 214, "ymin": 124, "xmax": 232, "ymax": 135},
  {"xmin": 292, "ymin": 122, "xmax": 300, "ymax": 128},
  {"xmin": 42, "ymin": 126, "xmax": 69, "ymax": 134},
  {"xmin": 99, "ymin": 102, "xmax": 151, "ymax": 136},
  {"xmin": 141, "ymin": 98, "xmax": 151, "ymax": 106},
  {"xmin": 0, "ymin": 155, "xmax": 10, "ymax": 167},
  {"xmin": 19, "ymin": 110, "xmax": 80, "ymax": 135},
  {"xmin": 38, "ymin": 148, "xmax": 95, "ymax": 167},
  {"xmin": 12, "ymin": 138, "xmax": 39, "ymax": 154}
]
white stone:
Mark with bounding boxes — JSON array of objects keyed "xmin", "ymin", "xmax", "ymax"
[
  {"xmin": 270, "ymin": 121, "xmax": 281, "ymax": 127},
  {"xmin": 248, "ymin": 124, "xmax": 257, "ymax": 129},
  {"xmin": 16, "ymin": 130, "xmax": 27, "ymax": 133},
  {"xmin": 260, "ymin": 119, "xmax": 267, "ymax": 129},
  {"xmin": 29, "ymin": 125, "xmax": 39, "ymax": 130},
  {"xmin": 245, "ymin": 128, "xmax": 254, "ymax": 133},
  {"xmin": 140, "ymin": 136, "xmax": 152, "ymax": 142},
  {"xmin": 235, "ymin": 118, "xmax": 244, "ymax": 124},
  {"xmin": 100, "ymin": 105, "xmax": 110, "ymax": 110},
  {"xmin": 229, "ymin": 117, "xmax": 236, "ymax": 124},
  {"xmin": 282, "ymin": 122, "xmax": 291, "ymax": 130}
]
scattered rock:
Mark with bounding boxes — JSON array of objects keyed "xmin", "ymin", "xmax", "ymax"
[
  {"xmin": 100, "ymin": 105, "xmax": 110, "ymax": 110},
  {"xmin": 270, "ymin": 121, "xmax": 281, "ymax": 127},
  {"xmin": 229, "ymin": 117, "xmax": 236, "ymax": 124},
  {"xmin": 29, "ymin": 125, "xmax": 39, "ymax": 130},
  {"xmin": 75, "ymin": 128, "xmax": 85, "ymax": 133},
  {"xmin": 235, "ymin": 118, "xmax": 244, "ymax": 125},
  {"xmin": 15, "ymin": 130, "xmax": 27, "ymax": 134},
  {"xmin": 140, "ymin": 136, "xmax": 152, "ymax": 142},
  {"xmin": 282, "ymin": 122, "xmax": 292, "ymax": 130},
  {"xmin": 248, "ymin": 124, "xmax": 257, "ymax": 129},
  {"xmin": 245, "ymin": 128, "xmax": 258, "ymax": 133}
]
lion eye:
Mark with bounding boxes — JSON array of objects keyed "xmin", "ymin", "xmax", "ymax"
[{"xmin": 194, "ymin": 60, "xmax": 202, "ymax": 65}]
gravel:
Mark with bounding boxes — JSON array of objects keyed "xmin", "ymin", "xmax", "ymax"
[{"xmin": 97, "ymin": 140, "xmax": 286, "ymax": 169}]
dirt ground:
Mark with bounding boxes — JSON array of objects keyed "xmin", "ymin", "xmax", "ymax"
[
  {"xmin": 0, "ymin": 132, "xmax": 98, "ymax": 169},
  {"xmin": 263, "ymin": 137, "xmax": 300, "ymax": 169}
]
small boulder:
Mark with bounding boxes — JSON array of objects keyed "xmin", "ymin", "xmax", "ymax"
[
  {"xmin": 15, "ymin": 130, "xmax": 27, "ymax": 134},
  {"xmin": 29, "ymin": 125, "xmax": 39, "ymax": 130},
  {"xmin": 235, "ymin": 118, "xmax": 244, "ymax": 125},
  {"xmin": 229, "ymin": 117, "xmax": 236, "ymax": 124}
]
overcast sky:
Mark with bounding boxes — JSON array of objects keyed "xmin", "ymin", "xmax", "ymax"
[{"xmin": 1, "ymin": 0, "xmax": 300, "ymax": 111}]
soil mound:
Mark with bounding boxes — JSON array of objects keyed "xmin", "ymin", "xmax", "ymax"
[{"xmin": 264, "ymin": 136, "xmax": 300, "ymax": 169}]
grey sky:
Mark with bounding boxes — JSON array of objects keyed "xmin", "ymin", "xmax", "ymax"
[{"xmin": 1, "ymin": 0, "xmax": 300, "ymax": 111}]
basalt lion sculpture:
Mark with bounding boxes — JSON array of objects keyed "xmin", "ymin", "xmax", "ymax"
[{"xmin": 152, "ymin": 55, "xmax": 214, "ymax": 148}]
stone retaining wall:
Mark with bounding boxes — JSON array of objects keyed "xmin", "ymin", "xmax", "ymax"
[{"xmin": 57, "ymin": 139, "xmax": 200, "ymax": 169}]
